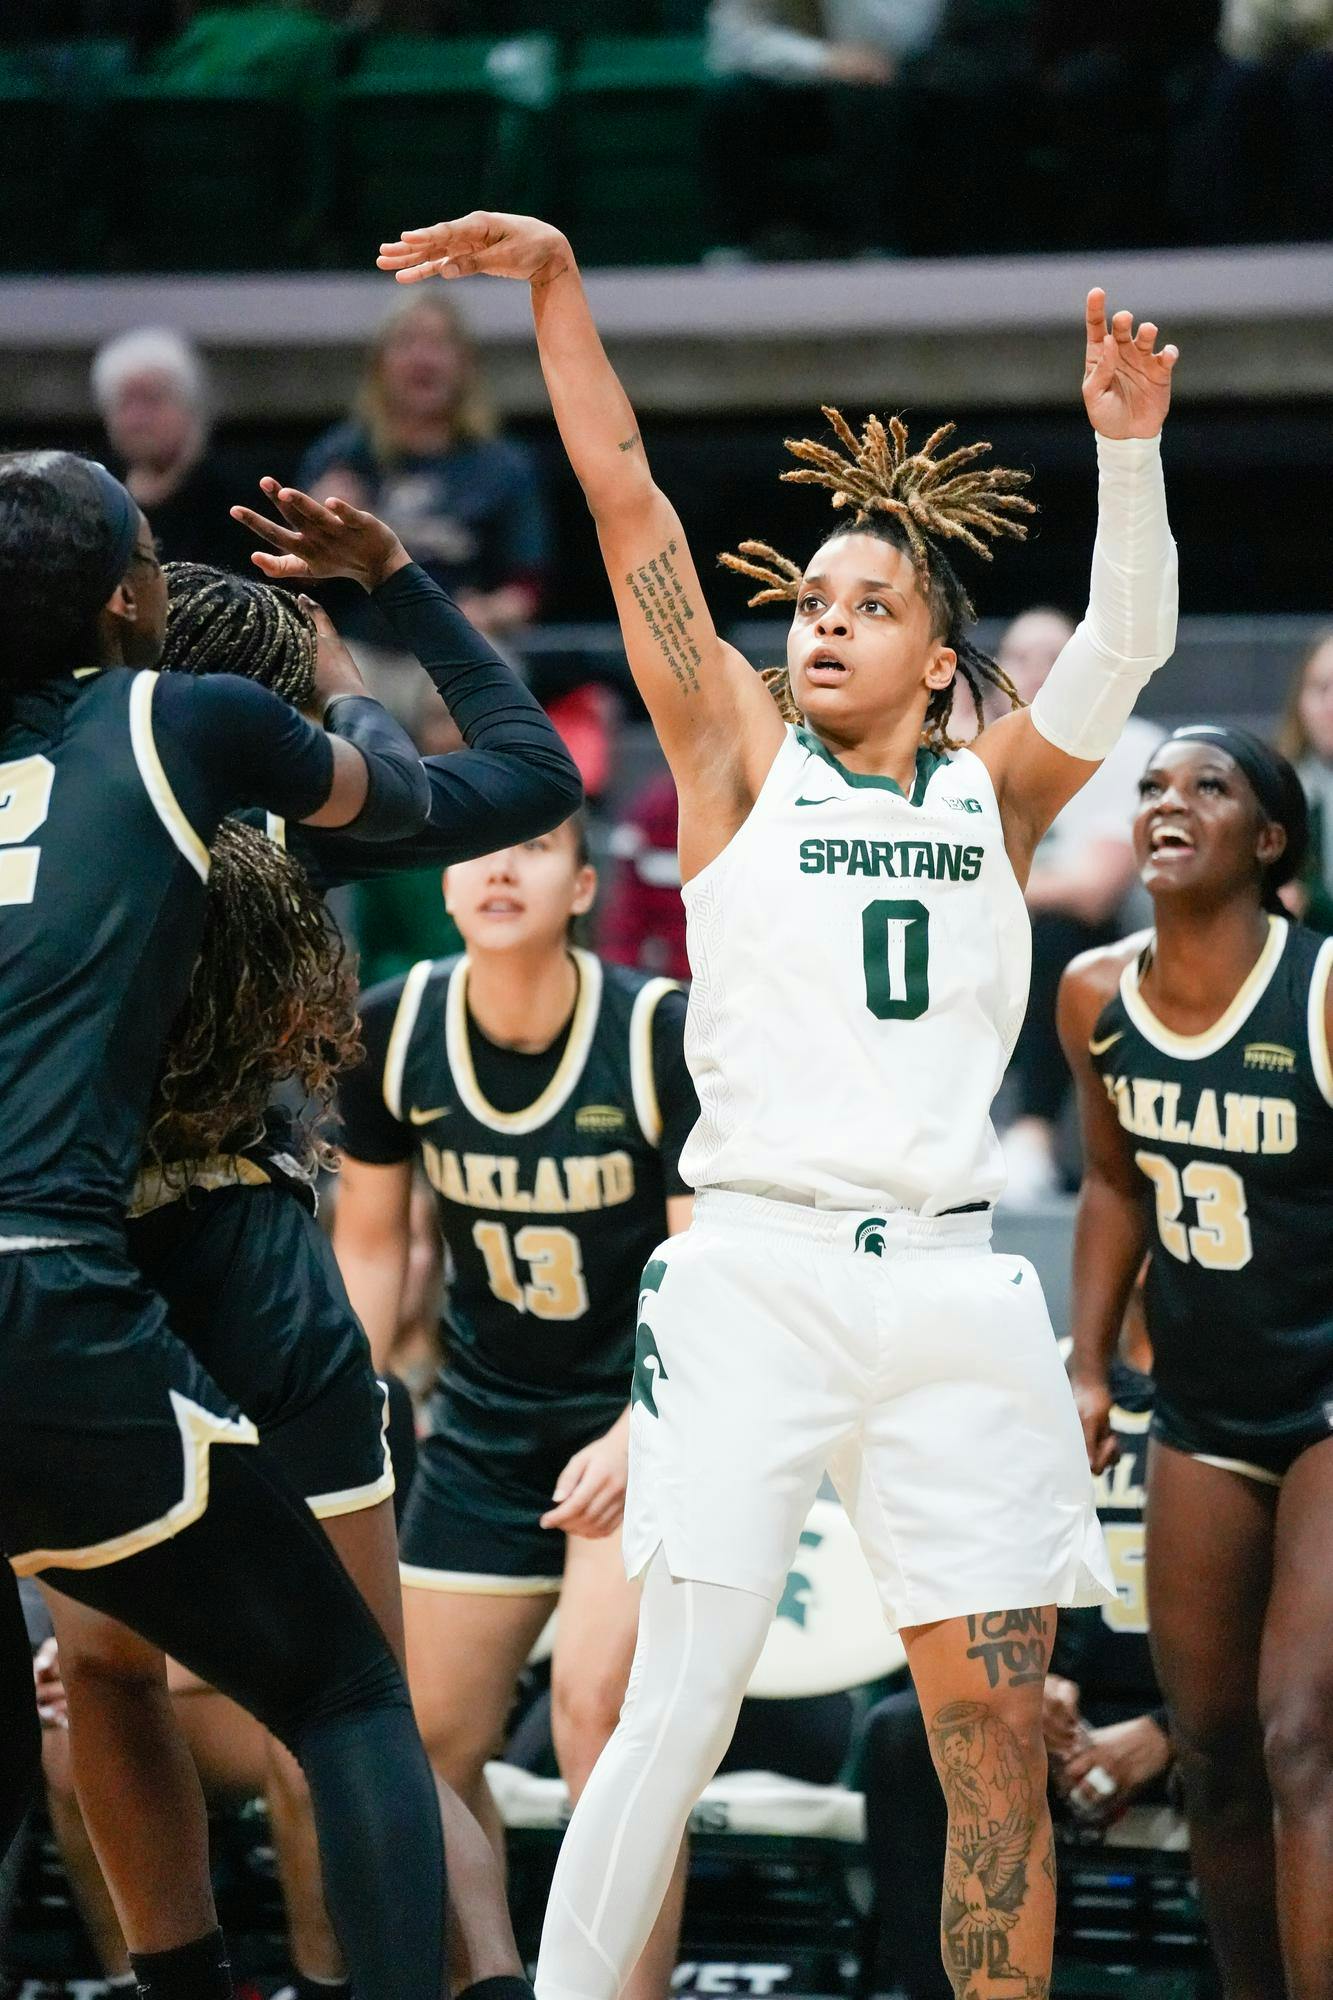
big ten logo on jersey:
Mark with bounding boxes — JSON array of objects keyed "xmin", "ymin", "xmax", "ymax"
[{"xmin": 418, "ymin": 1142, "xmax": 635, "ymax": 1214}]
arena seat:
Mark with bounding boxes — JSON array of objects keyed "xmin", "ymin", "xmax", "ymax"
[
  {"xmin": 335, "ymin": 34, "xmax": 557, "ymax": 265},
  {"xmin": 554, "ymin": 36, "xmax": 710, "ymax": 267},
  {"xmin": 0, "ymin": 40, "xmax": 130, "ymax": 273}
]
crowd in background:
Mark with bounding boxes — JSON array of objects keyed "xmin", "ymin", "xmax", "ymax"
[{"xmin": 92, "ymin": 302, "xmax": 1333, "ymax": 1209}]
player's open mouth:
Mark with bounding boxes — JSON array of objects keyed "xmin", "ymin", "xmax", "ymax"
[
  {"xmin": 1148, "ymin": 823, "xmax": 1195, "ymax": 858},
  {"xmin": 480, "ymin": 899, "xmax": 524, "ymax": 914},
  {"xmin": 805, "ymin": 652, "xmax": 849, "ymax": 682}
]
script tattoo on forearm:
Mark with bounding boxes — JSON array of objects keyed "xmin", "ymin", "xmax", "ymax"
[
  {"xmin": 617, "ymin": 430, "xmax": 640, "ymax": 453},
  {"xmin": 932, "ymin": 1701, "xmax": 1048, "ymax": 1997},
  {"xmin": 964, "ymin": 1607, "xmax": 1050, "ymax": 1690},
  {"xmin": 626, "ymin": 540, "xmax": 703, "ymax": 697}
]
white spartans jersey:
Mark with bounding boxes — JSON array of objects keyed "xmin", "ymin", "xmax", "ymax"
[{"xmin": 678, "ymin": 725, "xmax": 1032, "ymax": 1214}]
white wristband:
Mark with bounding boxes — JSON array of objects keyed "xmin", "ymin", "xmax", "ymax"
[{"xmin": 1029, "ymin": 434, "xmax": 1178, "ymax": 764}]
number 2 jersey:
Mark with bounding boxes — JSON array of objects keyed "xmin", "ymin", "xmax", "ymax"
[
  {"xmin": 679, "ymin": 725, "xmax": 1031, "ymax": 1213},
  {"xmin": 1090, "ymin": 916, "xmax": 1333, "ymax": 1439},
  {"xmin": 339, "ymin": 949, "xmax": 697, "ymax": 1436}
]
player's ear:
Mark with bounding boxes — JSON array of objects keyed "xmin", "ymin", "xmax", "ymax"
[
  {"xmin": 1256, "ymin": 819, "xmax": 1287, "ymax": 870},
  {"xmin": 924, "ymin": 643, "xmax": 957, "ymax": 692},
  {"xmin": 440, "ymin": 865, "xmax": 453, "ymax": 914},
  {"xmin": 570, "ymin": 865, "xmax": 597, "ymax": 919}
]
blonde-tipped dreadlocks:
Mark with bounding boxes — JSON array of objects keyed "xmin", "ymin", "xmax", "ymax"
[
  {"xmin": 146, "ymin": 821, "xmax": 362, "ymax": 1191},
  {"xmin": 720, "ymin": 408, "xmax": 1033, "ymax": 752},
  {"xmin": 164, "ymin": 562, "xmax": 317, "ymax": 707}
]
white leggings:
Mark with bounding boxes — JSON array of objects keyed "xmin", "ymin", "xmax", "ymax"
[{"xmin": 535, "ymin": 1550, "xmax": 776, "ymax": 2000}]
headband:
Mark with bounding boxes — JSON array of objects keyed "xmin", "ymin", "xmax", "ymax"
[{"xmin": 84, "ymin": 459, "xmax": 141, "ymax": 601}]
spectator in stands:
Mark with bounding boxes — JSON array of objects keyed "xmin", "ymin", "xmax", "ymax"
[
  {"xmin": 1277, "ymin": 628, "xmax": 1333, "ymax": 932},
  {"xmin": 995, "ymin": 607, "xmax": 1164, "ymax": 1201},
  {"xmin": 704, "ymin": 0, "xmax": 947, "ymax": 255},
  {"xmin": 599, "ymin": 770, "xmax": 689, "ymax": 981},
  {"xmin": 92, "ymin": 326, "xmax": 253, "ymax": 574},
  {"xmin": 300, "ymin": 293, "xmax": 549, "ymax": 644},
  {"xmin": 861, "ymin": 1309, "xmax": 1172, "ymax": 2000}
]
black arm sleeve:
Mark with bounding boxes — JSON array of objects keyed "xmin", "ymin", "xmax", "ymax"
[
  {"xmin": 336, "ymin": 980, "xmax": 417, "ymax": 1166},
  {"xmin": 321, "ymin": 694, "xmax": 430, "ymax": 842},
  {"xmin": 650, "ymin": 987, "xmax": 698, "ymax": 1198},
  {"xmin": 280, "ymin": 563, "xmax": 583, "ymax": 892},
  {"xmin": 151, "ymin": 672, "xmax": 426, "ymax": 844}
]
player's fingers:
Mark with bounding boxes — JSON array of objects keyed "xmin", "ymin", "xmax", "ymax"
[
  {"xmin": 1111, "ymin": 308, "xmax": 1135, "ymax": 344},
  {"xmin": 1159, "ymin": 343, "xmax": 1179, "ymax": 371},
  {"xmin": 250, "ymin": 551, "xmax": 312, "ymax": 580},
  {"xmin": 1134, "ymin": 321, "xmax": 1158, "ymax": 351},
  {"xmin": 230, "ymin": 504, "xmax": 302, "ymax": 550},
  {"xmin": 273, "ymin": 486, "xmax": 342, "ymax": 531},
  {"xmin": 1085, "ymin": 286, "xmax": 1108, "ymax": 349}
]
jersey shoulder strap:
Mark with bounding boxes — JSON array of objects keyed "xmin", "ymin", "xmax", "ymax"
[
  {"xmin": 600, "ymin": 961, "xmax": 685, "ymax": 1146},
  {"xmin": 380, "ymin": 956, "xmax": 457, "ymax": 1120}
]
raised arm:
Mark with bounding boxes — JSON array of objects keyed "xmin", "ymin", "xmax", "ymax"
[
  {"xmin": 377, "ymin": 213, "xmax": 784, "ymax": 877},
  {"xmin": 975, "ymin": 290, "xmax": 1179, "ymax": 878},
  {"xmin": 1056, "ymin": 944, "xmax": 1151, "ymax": 1474}
]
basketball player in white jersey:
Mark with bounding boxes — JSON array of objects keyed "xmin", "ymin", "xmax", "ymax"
[{"xmin": 377, "ymin": 211, "xmax": 1179, "ymax": 2000}]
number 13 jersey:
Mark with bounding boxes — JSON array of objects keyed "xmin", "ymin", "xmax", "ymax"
[{"xmin": 679, "ymin": 725, "xmax": 1031, "ymax": 1214}]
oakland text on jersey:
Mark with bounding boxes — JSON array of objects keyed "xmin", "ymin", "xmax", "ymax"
[
  {"xmin": 1102, "ymin": 1075, "xmax": 1298, "ymax": 1156},
  {"xmin": 418, "ymin": 1142, "xmax": 638, "ymax": 1215},
  {"xmin": 797, "ymin": 835, "xmax": 984, "ymax": 882}
]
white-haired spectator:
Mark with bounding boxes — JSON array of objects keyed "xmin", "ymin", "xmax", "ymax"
[
  {"xmin": 91, "ymin": 327, "xmax": 251, "ymax": 574},
  {"xmin": 995, "ymin": 607, "xmax": 1165, "ymax": 1201}
]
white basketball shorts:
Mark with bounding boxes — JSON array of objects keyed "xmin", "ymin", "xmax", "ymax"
[{"xmin": 623, "ymin": 1190, "xmax": 1114, "ymax": 1629}]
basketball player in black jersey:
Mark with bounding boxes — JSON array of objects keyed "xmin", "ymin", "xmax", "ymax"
[
  {"xmin": 0, "ymin": 449, "xmax": 461, "ymax": 2000},
  {"xmin": 335, "ymin": 816, "xmax": 697, "ymax": 2000},
  {"xmin": 1059, "ymin": 726, "xmax": 1333, "ymax": 2000},
  {"xmin": 43, "ymin": 489, "xmax": 581, "ymax": 2000}
]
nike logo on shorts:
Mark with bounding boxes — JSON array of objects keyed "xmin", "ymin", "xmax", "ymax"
[{"xmin": 408, "ymin": 1105, "xmax": 451, "ymax": 1125}]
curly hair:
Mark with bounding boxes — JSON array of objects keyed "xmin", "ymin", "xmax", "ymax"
[
  {"xmin": 146, "ymin": 820, "xmax": 361, "ymax": 1189},
  {"xmin": 163, "ymin": 561, "xmax": 316, "ymax": 705},
  {"xmin": 720, "ymin": 407, "xmax": 1035, "ymax": 752}
]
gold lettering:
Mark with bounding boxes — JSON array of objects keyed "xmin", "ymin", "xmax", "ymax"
[
  {"xmin": 463, "ymin": 1154, "xmax": 501, "ymax": 1206},
  {"xmin": 1190, "ymin": 1089, "xmax": 1223, "ymax": 1150},
  {"xmin": 531, "ymin": 1156, "xmax": 567, "ymax": 1213},
  {"xmin": 1131, "ymin": 1078, "xmax": 1163, "ymax": 1140},
  {"xmin": 496, "ymin": 1156, "xmax": 531, "ymax": 1212},
  {"xmin": 598, "ymin": 1151, "xmax": 635, "ymax": 1207},
  {"xmin": 563, "ymin": 1156, "xmax": 602, "ymax": 1213},
  {"xmin": 1222, "ymin": 1092, "xmax": 1260, "ymax": 1155},
  {"xmin": 1112, "ymin": 1076, "xmax": 1135, "ymax": 1130},
  {"xmin": 1158, "ymin": 1082, "xmax": 1193, "ymax": 1145},
  {"xmin": 1260, "ymin": 1097, "xmax": 1297, "ymax": 1155}
]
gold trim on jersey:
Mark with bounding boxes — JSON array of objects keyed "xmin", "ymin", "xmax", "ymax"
[
  {"xmin": 382, "ymin": 959, "xmax": 435, "ymax": 1123},
  {"xmin": 446, "ymin": 948, "xmax": 604, "ymax": 1137},
  {"xmin": 399, "ymin": 1562, "xmax": 563, "ymax": 1597},
  {"xmin": 307, "ymin": 1382, "xmax": 395, "ymax": 1520},
  {"xmin": 1109, "ymin": 1403, "xmax": 1153, "ymax": 1434},
  {"xmin": 1121, "ymin": 915, "xmax": 1287, "ymax": 1061},
  {"xmin": 265, "ymin": 813, "xmax": 287, "ymax": 850},
  {"xmin": 8, "ymin": 1391, "xmax": 258, "ymax": 1577},
  {"xmin": 1192, "ymin": 1452, "xmax": 1282, "ymax": 1489},
  {"xmin": 629, "ymin": 977, "xmax": 682, "ymax": 1146},
  {"xmin": 128, "ymin": 672, "xmax": 210, "ymax": 884},
  {"xmin": 1307, "ymin": 936, "xmax": 1333, "ymax": 1108},
  {"xmin": 129, "ymin": 1153, "xmax": 271, "ymax": 1219}
]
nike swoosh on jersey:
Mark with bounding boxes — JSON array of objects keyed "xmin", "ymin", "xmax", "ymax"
[
  {"xmin": 795, "ymin": 794, "xmax": 842, "ymax": 808},
  {"xmin": 1088, "ymin": 1030, "xmax": 1125, "ymax": 1056},
  {"xmin": 408, "ymin": 1105, "xmax": 451, "ymax": 1125},
  {"xmin": 1010, "ymin": 1269, "xmax": 1023, "ymax": 1285}
]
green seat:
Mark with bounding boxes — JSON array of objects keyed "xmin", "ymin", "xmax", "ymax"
[
  {"xmin": 336, "ymin": 34, "xmax": 556, "ymax": 262},
  {"xmin": 556, "ymin": 36, "xmax": 709, "ymax": 266},
  {"xmin": 0, "ymin": 41, "xmax": 130, "ymax": 272},
  {"xmin": 146, "ymin": 6, "xmax": 343, "ymax": 92}
]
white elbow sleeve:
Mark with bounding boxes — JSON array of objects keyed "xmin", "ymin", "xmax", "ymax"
[{"xmin": 1030, "ymin": 434, "xmax": 1178, "ymax": 763}]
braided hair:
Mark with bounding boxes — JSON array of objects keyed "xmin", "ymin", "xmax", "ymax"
[
  {"xmin": 163, "ymin": 561, "xmax": 316, "ymax": 705},
  {"xmin": 720, "ymin": 408, "xmax": 1035, "ymax": 752},
  {"xmin": 146, "ymin": 821, "xmax": 361, "ymax": 1190}
]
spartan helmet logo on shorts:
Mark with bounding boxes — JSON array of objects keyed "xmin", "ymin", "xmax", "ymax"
[
  {"xmin": 632, "ymin": 1258, "xmax": 669, "ymax": 1417},
  {"xmin": 855, "ymin": 1216, "xmax": 888, "ymax": 1257}
]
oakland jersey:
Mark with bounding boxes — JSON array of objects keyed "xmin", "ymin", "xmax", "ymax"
[
  {"xmin": 1091, "ymin": 917, "xmax": 1333, "ymax": 1446},
  {"xmin": 680, "ymin": 726, "xmax": 1030, "ymax": 1214},
  {"xmin": 341, "ymin": 949, "xmax": 696, "ymax": 1414},
  {"xmin": 0, "ymin": 668, "xmax": 331, "ymax": 1248}
]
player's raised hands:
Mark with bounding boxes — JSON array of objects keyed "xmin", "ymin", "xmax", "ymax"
[
  {"xmin": 230, "ymin": 479, "xmax": 410, "ymax": 592},
  {"xmin": 1082, "ymin": 288, "xmax": 1178, "ymax": 439},
  {"xmin": 377, "ymin": 211, "xmax": 571, "ymax": 288}
]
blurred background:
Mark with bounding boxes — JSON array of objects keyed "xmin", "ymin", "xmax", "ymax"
[{"xmin": 3, "ymin": 7, "xmax": 1333, "ymax": 1997}]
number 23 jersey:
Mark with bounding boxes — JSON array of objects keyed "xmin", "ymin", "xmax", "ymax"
[
  {"xmin": 340, "ymin": 949, "xmax": 696, "ymax": 1409},
  {"xmin": 679, "ymin": 725, "xmax": 1031, "ymax": 1213},
  {"xmin": 1090, "ymin": 916, "xmax": 1333, "ymax": 1424}
]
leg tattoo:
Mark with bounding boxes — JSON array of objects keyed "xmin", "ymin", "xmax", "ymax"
[{"xmin": 931, "ymin": 1700, "xmax": 1048, "ymax": 1994}]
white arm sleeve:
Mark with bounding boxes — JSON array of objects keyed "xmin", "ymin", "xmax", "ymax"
[{"xmin": 1029, "ymin": 434, "xmax": 1178, "ymax": 764}]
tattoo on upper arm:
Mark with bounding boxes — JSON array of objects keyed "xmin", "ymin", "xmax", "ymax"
[
  {"xmin": 626, "ymin": 541, "xmax": 704, "ymax": 699},
  {"xmin": 965, "ymin": 1607, "xmax": 1051, "ymax": 1690},
  {"xmin": 617, "ymin": 431, "xmax": 640, "ymax": 453},
  {"xmin": 930, "ymin": 1697, "xmax": 1051, "ymax": 1997}
]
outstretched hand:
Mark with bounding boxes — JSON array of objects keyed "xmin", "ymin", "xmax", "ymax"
[
  {"xmin": 230, "ymin": 479, "xmax": 410, "ymax": 592},
  {"xmin": 1082, "ymin": 288, "xmax": 1178, "ymax": 439},
  {"xmin": 377, "ymin": 211, "xmax": 571, "ymax": 288}
]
